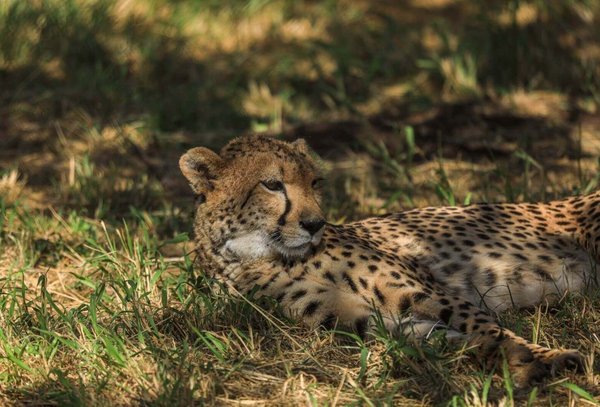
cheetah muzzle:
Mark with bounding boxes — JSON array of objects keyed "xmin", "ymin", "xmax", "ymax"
[{"xmin": 180, "ymin": 135, "xmax": 599, "ymax": 387}]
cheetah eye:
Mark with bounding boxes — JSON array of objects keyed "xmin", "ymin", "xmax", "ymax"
[
  {"xmin": 312, "ymin": 178, "xmax": 325, "ymax": 189},
  {"xmin": 261, "ymin": 180, "xmax": 284, "ymax": 192}
]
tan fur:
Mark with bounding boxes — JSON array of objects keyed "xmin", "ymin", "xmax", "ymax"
[{"xmin": 180, "ymin": 135, "xmax": 600, "ymax": 386}]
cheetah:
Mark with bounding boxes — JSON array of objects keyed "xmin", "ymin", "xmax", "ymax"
[{"xmin": 179, "ymin": 135, "xmax": 599, "ymax": 386}]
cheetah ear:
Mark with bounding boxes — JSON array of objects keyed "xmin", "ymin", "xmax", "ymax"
[
  {"xmin": 291, "ymin": 138, "xmax": 310, "ymax": 154},
  {"xmin": 179, "ymin": 147, "xmax": 224, "ymax": 195}
]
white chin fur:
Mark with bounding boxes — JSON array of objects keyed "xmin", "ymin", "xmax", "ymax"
[
  {"xmin": 224, "ymin": 230, "xmax": 321, "ymax": 260},
  {"xmin": 223, "ymin": 231, "xmax": 274, "ymax": 260}
]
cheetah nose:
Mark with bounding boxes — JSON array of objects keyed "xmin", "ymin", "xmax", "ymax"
[{"xmin": 300, "ymin": 219, "xmax": 326, "ymax": 235}]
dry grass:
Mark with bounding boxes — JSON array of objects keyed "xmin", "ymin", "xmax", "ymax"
[{"xmin": 1, "ymin": 0, "xmax": 600, "ymax": 405}]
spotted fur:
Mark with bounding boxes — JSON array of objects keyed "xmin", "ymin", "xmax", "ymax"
[{"xmin": 180, "ymin": 135, "xmax": 599, "ymax": 386}]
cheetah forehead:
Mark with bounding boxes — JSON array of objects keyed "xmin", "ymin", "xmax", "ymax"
[{"xmin": 219, "ymin": 135, "xmax": 319, "ymax": 173}]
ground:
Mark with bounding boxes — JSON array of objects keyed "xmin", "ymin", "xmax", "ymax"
[{"xmin": 1, "ymin": 0, "xmax": 600, "ymax": 405}]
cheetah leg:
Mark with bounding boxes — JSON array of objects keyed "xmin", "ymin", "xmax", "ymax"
[
  {"xmin": 410, "ymin": 290, "xmax": 583, "ymax": 386},
  {"xmin": 389, "ymin": 316, "xmax": 464, "ymax": 341}
]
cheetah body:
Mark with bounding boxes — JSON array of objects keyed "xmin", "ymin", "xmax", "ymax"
[{"xmin": 180, "ymin": 135, "xmax": 600, "ymax": 386}]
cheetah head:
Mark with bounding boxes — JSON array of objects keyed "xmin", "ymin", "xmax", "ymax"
[{"xmin": 180, "ymin": 136, "xmax": 326, "ymax": 261}]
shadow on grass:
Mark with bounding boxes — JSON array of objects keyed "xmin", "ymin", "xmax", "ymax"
[
  {"xmin": 3, "ymin": 370, "xmax": 104, "ymax": 406},
  {"xmin": 0, "ymin": 0, "xmax": 598, "ymax": 220}
]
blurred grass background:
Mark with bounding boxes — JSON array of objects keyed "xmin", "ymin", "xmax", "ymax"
[
  {"xmin": 1, "ymin": 0, "xmax": 600, "ymax": 405},
  {"xmin": 2, "ymin": 0, "xmax": 600, "ymax": 217}
]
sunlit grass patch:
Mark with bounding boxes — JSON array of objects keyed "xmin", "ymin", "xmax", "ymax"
[{"xmin": 0, "ymin": 170, "xmax": 26, "ymax": 206}]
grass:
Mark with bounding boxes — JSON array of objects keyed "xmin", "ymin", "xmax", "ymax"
[{"xmin": 1, "ymin": 0, "xmax": 600, "ymax": 405}]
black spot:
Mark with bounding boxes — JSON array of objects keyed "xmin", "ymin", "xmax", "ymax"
[
  {"xmin": 354, "ymin": 317, "xmax": 369, "ymax": 338},
  {"xmin": 533, "ymin": 267, "xmax": 553, "ymax": 281},
  {"xmin": 342, "ymin": 272, "xmax": 358, "ymax": 292},
  {"xmin": 537, "ymin": 254, "xmax": 552, "ymax": 262},
  {"xmin": 374, "ymin": 286, "xmax": 386, "ymax": 304},
  {"xmin": 398, "ymin": 296, "xmax": 412, "ymax": 313},
  {"xmin": 320, "ymin": 313, "xmax": 338, "ymax": 330},
  {"xmin": 460, "ymin": 254, "xmax": 472, "ymax": 262},
  {"xmin": 303, "ymin": 301, "xmax": 321, "ymax": 317},
  {"xmin": 368, "ymin": 265, "xmax": 378, "ymax": 273},
  {"xmin": 313, "ymin": 261, "xmax": 322, "ymax": 269},
  {"xmin": 442, "ymin": 262, "xmax": 462, "ymax": 275},
  {"xmin": 439, "ymin": 308, "xmax": 453, "ymax": 324},
  {"xmin": 195, "ymin": 193, "xmax": 206, "ymax": 205},
  {"xmin": 324, "ymin": 271, "xmax": 336, "ymax": 283},
  {"xmin": 291, "ymin": 289, "xmax": 307, "ymax": 301},
  {"xmin": 512, "ymin": 253, "xmax": 528, "ymax": 261},
  {"xmin": 458, "ymin": 302, "xmax": 470, "ymax": 310},
  {"xmin": 358, "ymin": 277, "xmax": 369, "ymax": 289},
  {"xmin": 261, "ymin": 272, "xmax": 281, "ymax": 290}
]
